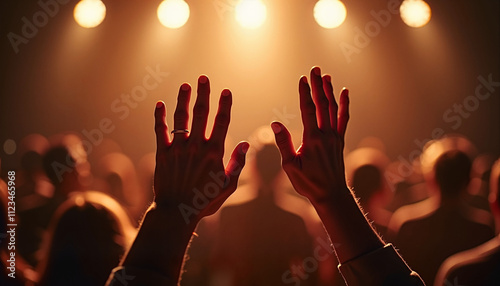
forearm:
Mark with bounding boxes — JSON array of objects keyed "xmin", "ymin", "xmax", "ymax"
[
  {"xmin": 115, "ymin": 204, "xmax": 197, "ymax": 285},
  {"xmin": 312, "ymin": 187, "xmax": 385, "ymax": 264}
]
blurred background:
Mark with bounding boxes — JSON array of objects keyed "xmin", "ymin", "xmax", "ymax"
[
  {"xmin": 0, "ymin": 0, "xmax": 499, "ymax": 169},
  {"xmin": 1, "ymin": 1, "xmax": 499, "ymax": 285}
]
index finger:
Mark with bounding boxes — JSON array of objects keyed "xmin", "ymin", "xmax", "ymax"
[{"xmin": 154, "ymin": 101, "xmax": 170, "ymax": 149}]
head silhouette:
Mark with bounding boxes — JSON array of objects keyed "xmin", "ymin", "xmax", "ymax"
[
  {"xmin": 37, "ymin": 191, "xmax": 133, "ymax": 286},
  {"xmin": 254, "ymin": 143, "xmax": 282, "ymax": 186},
  {"xmin": 352, "ymin": 164, "xmax": 383, "ymax": 202},
  {"xmin": 43, "ymin": 146, "xmax": 80, "ymax": 190},
  {"xmin": 433, "ymin": 150, "xmax": 472, "ymax": 198}
]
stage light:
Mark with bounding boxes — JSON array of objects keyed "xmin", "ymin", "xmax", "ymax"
[
  {"xmin": 314, "ymin": 0, "xmax": 347, "ymax": 29},
  {"xmin": 157, "ymin": 0, "xmax": 190, "ymax": 29},
  {"xmin": 235, "ymin": 0, "xmax": 267, "ymax": 29},
  {"xmin": 400, "ymin": 0, "xmax": 431, "ymax": 28},
  {"xmin": 73, "ymin": 0, "xmax": 106, "ymax": 28}
]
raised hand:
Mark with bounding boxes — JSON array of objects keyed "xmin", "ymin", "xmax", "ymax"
[
  {"xmin": 112, "ymin": 76, "xmax": 248, "ymax": 285},
  {"xmin": 271, "ymin": 66, "xmax": 349, "ymax": 205},
  {"xmin": 271, "ymin": 66, "xmax": 386, "ymax": 266},
  {"xmin": 154, "ymin": 75, "xmax": 249, "ymax": 224}
]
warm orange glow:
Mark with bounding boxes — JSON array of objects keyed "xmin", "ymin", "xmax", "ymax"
[
  {"xmin": 314, "ymin": 0, "xmax": 347, "ymax": 29},
  {"xmin": 73, "ymin": 0, "xmax": 106, "ymax": 28},
  {"xmin": 235, "ymin": 0, "xmax": 267, "ymax": 29},
  {"xmin": 400, "ymin": 0, "xmax": 431, "ymax": 28},
  {"xmin": 157, "ymin": 0, "xmax": 190, "ymax": 29}
]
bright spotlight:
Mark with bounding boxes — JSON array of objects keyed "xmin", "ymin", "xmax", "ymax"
[
  {"xmin": 157, "ymin": 0, "xmax": 190, "ymax": 29},
  {"xmin": 314, "ymin": 0, "xmax": 347, "ymax": 29},
  {"xmin": 73, "ymin": 0, "xmax": 106, "ymax": 28},
  {"xmin": 400, "ymin": 0, "xmax": 431, "ymax": 28},
  {"xmin": 235, "ymin": 0, "xmax": 267, "ymax": 29}
]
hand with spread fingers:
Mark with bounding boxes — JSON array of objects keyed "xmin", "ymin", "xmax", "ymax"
[
  {"xmin": 154, "ymin": 75, "xmax": 248, "ymax": 224},
  {"xmin": 271, "ymin": 66, "xmax": 350, "ymax": 205},
  {"xmin": 106, "ymin": 75, "xmax": 248, "ymax": 286},
  {"xmin": 271, "ymin": 67, "xmax": 425, "ymax": 286}
]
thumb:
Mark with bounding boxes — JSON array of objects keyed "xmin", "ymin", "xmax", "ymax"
[
  {"xmin": 225, "ymin": 141, "xmax": 249, "ymax": 191},
  {"xmin": 271, "ymin": 121, "xmax": 296, "ymax": 164}
]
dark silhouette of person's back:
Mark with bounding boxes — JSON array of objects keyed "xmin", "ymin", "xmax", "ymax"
[
  {"xmin": 211, "ymin": 143, "xmax": 317, "ymax": 286},
  {"xmin": 389, "ymin": 142, "xmax": 494, "ymax": 284},
  {"xmin": 36, "ymin": 191, "xmax": 134, "ymax": 286},
  {"xmin": 18, "ymin": 138, "xmax": 87, "ymax": 267},
  {"xmin": 435, "ymin": 158, "xmax": 500, "ymax": 286}
]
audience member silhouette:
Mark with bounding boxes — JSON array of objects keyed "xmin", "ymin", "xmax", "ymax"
[
  {"xmin": 15, "ymin": 134, "xmax": 53, "ymax": 267},
  {"xmin": 0, "ymin": 178, "xmax": 29, "ymax": 285},
  {"xmin": 16, "ymin": 133, "xmax": 52, "ymax": 211},
  {"xmin": 384, "ymin": 159, "xmax": 430, "ymax": 216},
  {"xmin": 464, "ymin": 154, "xmax": 496, "ymax": 215},
  {"xmin": 18, "ymin": 135, "xmax": 90, "ymax": 267},
  {"xmin": 388, "ymin": 137, "xmax": 494, "ymax": 284},
  {"xmin": 346, "ymin": 147, "xmax": 392, "ymax": 237},
  {"xmin": 95, "ymin": 152, "xmax": 148, "ymax": 223},
  {"xmin": 36, "ymin": 191, "xmax": 134, "ymax": 286},
  {"xmin": 211, "ymin": 143, "xmax": 316, "ymax": 286},
  {"xmin": 434, "ymin": 158, "xmax": 500, "ymax": 286}
]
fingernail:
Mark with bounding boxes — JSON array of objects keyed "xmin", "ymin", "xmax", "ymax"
[
  {"xmin": 271, "ymin": 122, "xmax": 281, "ymax": 134},
  {"xmin": 313, "ymin": 67, "xmax": 321, "ymax": 76},
  {"xmin": 222, "ymin": 89, "xmax": 231, "ymax": 96},
  {"xmin": 181, "ymin": 83, "xmax": 190, "ymax": 91},
  {"xmin": 241, "ymin": 142, "xmax": 249, "ymax": 154},
  {"xmin": 199, "ymin": 75, "xmax": 208, "ymax": 84},
  {"xmin": 301, "ymin": 76, "xmax": 308, "ymax": 84},
  {"xmin": 156, "ymin": 101, "xmax": 163, "ymax": 108}
]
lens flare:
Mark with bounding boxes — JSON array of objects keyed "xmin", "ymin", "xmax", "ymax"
[
  {"xmin": 73, "ymin": 0, "xmax": 106, "ymax": 28},
  {"xmin": 400, "ymin": 0, "xmax": 431, "ymax": 28},
  {"xmin": 235, "ymin": 0, "xmax": 267, "ymax": 29},
  {"xmin": 157, "ymin": 0, "xmax": 190, "ymax": 29},
  {"xmin": 314, "ymin": 0, "xmax": 347, "ymax": 29}
]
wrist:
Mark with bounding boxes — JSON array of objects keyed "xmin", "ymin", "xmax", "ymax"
[
  {"xmin": 308, "ymin": 187, "xmax": 385, "ymax": 263},
  {"xmin": 148, "ymin": 202, "xmax": 200, "ymax": 230},
  {"xmin": 310, "ymin": 186, "xmax": 354, "ymax": 212}
]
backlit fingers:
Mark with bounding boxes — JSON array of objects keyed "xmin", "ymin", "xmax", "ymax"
[
  {"xmin": 191, "ymin": 75, "xmax": 210, "ymax": 140},
  {"xmin": 173, "ymin": 83, "xmax": 191, "ymax": 140},
  {"xmin": 299, "ymin": 76, "xmax": 318, "ymax": 135},
  {"xmin": 322, "ymin": 75, "xmax": 338, "ymax": 132},
  {"xmin": 154, "ymin": 101, "xmax": 170, "ymax": 149},
  {"xmin": 310, "ymin": 67, "xmax": 331, "ymax": 131},
  {"xmin": 210, "ymin": 89, "xmax": 232, "ymax": 146}
]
